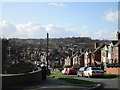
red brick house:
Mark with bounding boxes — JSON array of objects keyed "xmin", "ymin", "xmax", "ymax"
[
  {"xmin": 79, "ymin": 52, "xmax": 84, "ymax": 67},
  {"xmin": 92, "ymin": 44, "xmax": 105, "ymax": 66},
  {"xmin": 84, "ymin": 49, "xmax": 92, "ymax": 67},
  {"xmin": 64, "ymin": 56, "xmax": 73, "ymax": 67},
  {"xmin": 100, "ymin": 44, "xmax": 109, "ymax": 71},
  {"xmin": 108, "ymin": 41, "xmax": 118, "ymax": 64},
  {"xmin": 64, "ymin": 50, "xmax": 84, "ymax": 68},
  {"xmin": 113, "ymin": 41, "xmax": 120, "ymax": 64}
]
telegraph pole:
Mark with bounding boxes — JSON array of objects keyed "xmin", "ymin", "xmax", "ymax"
[{"xmin": 46, "ymin": 33, "xmax": 49, "ymax": 69}]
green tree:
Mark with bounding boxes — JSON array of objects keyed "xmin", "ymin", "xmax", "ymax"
[{"xmin": 2, "ymin": 39, "xmax": 9, "ymax": 74}]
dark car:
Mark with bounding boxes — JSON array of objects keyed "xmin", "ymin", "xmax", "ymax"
[{"xmin": 77, "ymin": 67, "xmax": 87, "ymax": 77}]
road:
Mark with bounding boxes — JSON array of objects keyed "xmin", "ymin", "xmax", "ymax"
[
  {"xmin": 53, "ymin": 73, "xmax": 120, "ymax": 89},
  {"xmin": 3, "ymin": 76, "xmax": 98, "ymax": 90},
  {"xmin": 3, "ymin": 72, "xmax": 119, "ymax": 90}
]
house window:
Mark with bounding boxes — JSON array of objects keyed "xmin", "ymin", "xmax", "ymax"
[
  {"xmin": 106, "ymin": 51, "xmax": 108, "ymax": 57},
  {"xmin": 75, "ymin": 58, "xmax": 78, "ymax": 64},
  {"xmin": 102, "ymin": 52, "xmax": 105, "ymax": 57},
  {"xmin": 73, "ymin": 57, "xmax": 78, "ymax": 64},
  {"xmin": 116, "ymin": 48, "xmax": 118, "ymax": 55},
  {"xmin": 111, "ymin": 47, "xmax": 113, "ymax": 52}
]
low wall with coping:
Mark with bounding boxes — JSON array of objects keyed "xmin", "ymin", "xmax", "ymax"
[
  {"xmin": 106, "ymin": 67, "xmax": 120, "ymax": 74},
  {"xmin": 2, "ymin": 69, "xmax": 42, "ymax": 87}
]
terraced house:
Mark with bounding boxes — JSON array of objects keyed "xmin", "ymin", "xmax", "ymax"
[
  {"xmin": 113, "ymin": 41, "xmax": 120, "ymax": 64},
  {"xmin": 63, "ymin": 31, "xmax": 120, "ymax": 72}
]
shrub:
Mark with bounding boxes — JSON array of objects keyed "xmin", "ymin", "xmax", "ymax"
[
  {"xmin": 107, "ymin": 63, "xmax": 120, "ymax": 68},
  {"xmin": 7, "ymin": 61, "xmax": 36, "ymax": 74}
]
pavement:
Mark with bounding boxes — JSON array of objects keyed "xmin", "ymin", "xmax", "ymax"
[{"xmin": 2, "ymin": 76, "xmax": 102, "ymax": 90}]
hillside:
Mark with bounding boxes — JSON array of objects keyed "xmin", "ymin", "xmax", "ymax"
[{"xmin": 8, "ymin": 37, "xmax": 110, "ymax": 52}]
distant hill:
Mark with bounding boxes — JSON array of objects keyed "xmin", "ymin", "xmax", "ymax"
[{"xmin": 8, "ymin": 37, "xmax": 110, "ymax": 52}]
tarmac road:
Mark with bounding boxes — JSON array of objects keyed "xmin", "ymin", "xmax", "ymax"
[
  {"xmin": 2, "ymin": 76, "xmax": 98, "ymax": 90},
  {"xmin": 54, "ymin": 73, "xmax": 120, "ymax": 89},
  {"xmin": 3, "ymin": 73, "xmax": 119, "ymax": 90}
]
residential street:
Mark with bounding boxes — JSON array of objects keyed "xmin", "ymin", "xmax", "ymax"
[
  {"xmin": 1, "ymin": 2, "xmax": 120, "ymax": 90},
  {"xmin": 53, "ymin": 73, "xmax": 120, "ymax": 89}
]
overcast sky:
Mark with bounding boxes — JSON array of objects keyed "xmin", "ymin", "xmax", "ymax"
[{"xmin": 0, "ymin": 2, "xmax": 119, "ymax": 40}]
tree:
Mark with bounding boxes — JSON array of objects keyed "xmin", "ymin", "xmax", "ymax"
[
  {"xmin": 2, "ymin": 39, "xmax": 9, "ymax": 74},
  {"xmin": 51, "ymin": 48, "xmax": 59, "ymax": 57}
]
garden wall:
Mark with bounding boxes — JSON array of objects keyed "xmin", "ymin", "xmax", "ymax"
[
  {"xmin": 106, "ymin": 67, "xmax": 120, "ymax": 74},
  {"xmin": 2, "ymin": 69, "xmax": 42, "ymax": 87}
]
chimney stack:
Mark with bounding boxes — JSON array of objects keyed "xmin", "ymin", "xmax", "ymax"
[
  {"xmin": 116, "ymin": 31, "xmax": 120, "ymax": 40},
  {"xmin": 94, "ymin": 42, "xmax": 99, "ymax": 49}
]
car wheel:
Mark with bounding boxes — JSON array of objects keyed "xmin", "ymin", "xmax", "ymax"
[
  {"xmin": 78, "ymin": 73, "xmax": 81, "ymax": 76},
  {"xmin": 81, "ymin": 74, "xmax": 83, "ymax": 77},
  {"xmin": 82, "ymin": 73, "xmax": 85, "ymax": 77},
  {"xmin": 77, "ymin": 74, "xmax": 79, "ymax": 77}
]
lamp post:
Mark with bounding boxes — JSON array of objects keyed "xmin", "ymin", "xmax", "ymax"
[{"xmin": 46, "ymin": 33, "xmax": 49, "ymax": 69}]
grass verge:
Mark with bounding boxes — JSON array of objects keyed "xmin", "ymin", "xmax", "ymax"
[
  {"xmin": 104, "ymin": 74, "xmax": 120, "ymax": 78},
  {"xmin": 49, "ymin": 74, "xmax": 97, "ymax": 85},
  {"xmin": 51, "ymin": 71, "xmax": 61, "ymax": 73}
]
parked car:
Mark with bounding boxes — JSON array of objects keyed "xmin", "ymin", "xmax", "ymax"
[
  {"xmin": 83, "ymin": 67, "xmax": 104, "ymax": 78},
  {"xmin": 77, "ymin": 67, "xmax": 88, "ymax": 77},
  {"xmin": 61, "ymin": 68, "xmax": 68, "ymax": 75},
  {"xmin": 65, "ymin": 68, "xmax": 77, "ymax": 75}
]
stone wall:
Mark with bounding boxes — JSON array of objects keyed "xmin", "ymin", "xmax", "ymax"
[{"xmin": 2, "ymin": 69, "xmax": 42, "ymax": 87}]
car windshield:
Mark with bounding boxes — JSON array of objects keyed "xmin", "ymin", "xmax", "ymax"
[
  {"xmin": 79, "ymin": 68, "xmax": 84, "ymax": 70},
  {"xmin": 64, "ymin": 68, "xmax": 67, "ymax": 70},
  {"xmin": 92, "ymin": 67, "xmax": 101, "ymax": 70},
  {"xmin": 68, "ymin": 68, "xmax": 75, "ymax": 70},
  {"xmin": 79, "ymin": 67, "xmax": 87, "ymax": 70}
]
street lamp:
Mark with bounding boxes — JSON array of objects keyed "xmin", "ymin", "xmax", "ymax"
[{"xmin": 46, "ymin": 33, "xmax": 49, "ymax": 69}]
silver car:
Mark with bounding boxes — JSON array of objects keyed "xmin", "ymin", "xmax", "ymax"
[{"xmin": 77, "ymin": 67, "xmax": 87, "ymax": 77}]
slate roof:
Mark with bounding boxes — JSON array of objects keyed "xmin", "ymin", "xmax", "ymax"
[
  {"xmin": 93, "ymin": 43, "xmax": 109, "ymax": 54},
  {"xmin": 111, "ymin": 40, "xmax": 118, "ymax": 45},
  {"xmin": 93, "ymin": 44, "xmax": 105, "ymax": 54},
  {"xmin": 114, "ymin": 40, "xmax": 120, "ymax": 47}
]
